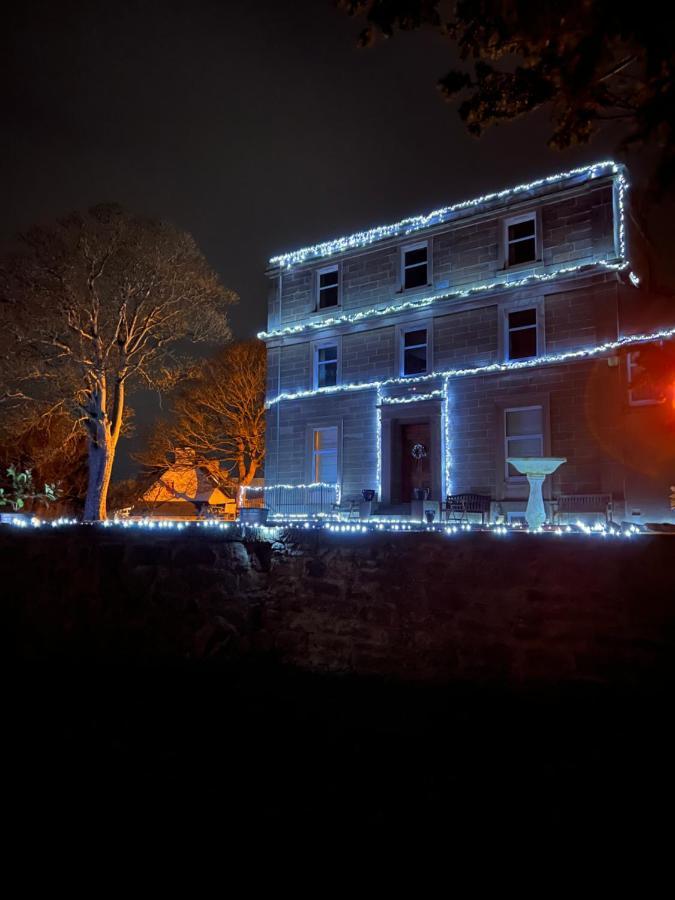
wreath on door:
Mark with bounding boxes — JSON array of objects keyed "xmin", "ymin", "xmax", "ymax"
[{"xmin": 411, "ymin": 442, "xmax": 428, "ymax": 460}]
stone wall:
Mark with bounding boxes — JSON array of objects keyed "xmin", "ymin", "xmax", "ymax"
[
  {"xmin": 4, "ymin": 527, "xmax": 674, "ymax": 685},
  {"xmin": 271, "ymin": 181, "xmax": 615, "ymax": 328}
]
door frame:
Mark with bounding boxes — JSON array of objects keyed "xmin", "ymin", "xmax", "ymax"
[{"xmin": 380, "ymin": 400, "xmax": 443, "ymax": 504}]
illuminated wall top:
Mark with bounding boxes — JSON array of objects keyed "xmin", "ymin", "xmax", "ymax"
[{"xmin": 268, "ymin": 160, "xmax": 623, "ymax": 270}]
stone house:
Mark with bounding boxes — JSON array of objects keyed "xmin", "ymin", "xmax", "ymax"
[
  {"xmin": 134, "ymin": 449, "xmax": 236, "ymax": 520},
  {"xmin": 259, "ymin": 161, "xmax": 675, "ymax": 524}
]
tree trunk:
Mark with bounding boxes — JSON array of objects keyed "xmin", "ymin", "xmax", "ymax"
[
  {"xmin": 83, "ymin": 376, "xmax": 124, "ymax": 522},
  {"xmin": 83, "ymin": 434, "xmax": 115, "ymax": 522}
]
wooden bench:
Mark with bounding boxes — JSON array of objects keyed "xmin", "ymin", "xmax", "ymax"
[
  {"xmin": 555, "ymin": 493, "xmax": 613, "ymax": 524},
  {"xmin": 442, "ymin": 493, "xmax": 491, "ymax": 525}
]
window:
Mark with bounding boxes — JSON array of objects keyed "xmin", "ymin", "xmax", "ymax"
[
  {"xmin": 314, "ymin": 343, "xmax": 338, "ymax": 389},
  {"xmin": 317, "ymin": 266, "xmax": 339, "ymax": 309},
  {"xmin": 505, "ymin": 214, "xmax": 537, "ymax": 267},
  {"xmin": 401, "ymin": 327, "xmax": 428, "ymax": 376},
  {"xmin": 507, "ymin": 307, "xmax": 538, "ymax": 360},
  {"xmin": 312, "ymin": 427, "xmax": 338, "ymax": 483},
  {"xmin": 402, "ymin": 243, "xmax": 428, "ymax": 290},
  {"xmin": 504, "ymin": 406, "xmax": 544, "ymax": 480},
  {"xmin": 627, "ymin": 351, "xmax": 663, "ymax": 406}
]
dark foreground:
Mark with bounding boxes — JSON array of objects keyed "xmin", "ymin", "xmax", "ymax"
[
  {"xmin": 8, "ymin": 659, "xmax": 675, "ymax": 847},
  {"xmin": 4, "ymin": 526, "xmax": 675, "ymax": 849}
]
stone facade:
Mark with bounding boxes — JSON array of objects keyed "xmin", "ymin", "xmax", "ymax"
[{"xmin": 261, "ymin": 163, "xmax": 675, "ymax": 523}]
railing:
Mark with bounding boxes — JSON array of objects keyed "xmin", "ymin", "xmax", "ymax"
[
  {"xmin": 555, "ymin": 493, "xmax": 613, "ymax": 523},
  {"xmin": 240, "ymin": 483, "xmax": 338, "ymax": 518}
]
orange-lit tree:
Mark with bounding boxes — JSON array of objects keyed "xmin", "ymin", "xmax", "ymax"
[
  {"xmin": 0, "ymin": 205, "xmax": 235, "ymax": 521},
  {"xmin": 138, "ymin": 340, "xmax": 265, "ymax": 488}
]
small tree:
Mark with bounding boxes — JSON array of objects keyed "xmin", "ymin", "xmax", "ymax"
[
  {"xmin": 0, "ymin": 466, "xmax": 57, "ymax": 513},
  {"xmin": 138, "ymin": 340, "xmax": 266, "ymax": 487},
  {"xmin": 0, "ymin": 408, "xmax": 90, "ymax": 514},
  {"xmin": 0, "ymin": 205, "xmax": 235, "ymax": 521}
]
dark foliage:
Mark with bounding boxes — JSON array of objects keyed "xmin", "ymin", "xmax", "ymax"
[{"xmin": 340, "ymin": 1, "xmax": 675, "ymax": 189}]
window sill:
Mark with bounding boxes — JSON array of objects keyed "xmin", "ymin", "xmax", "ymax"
[
  {"xmin": 312, "ymin": 304, "xmax": 341, "ymax": 315},
  {"xmin": 500, "ymin": 259, "xmax": 542, "ymax": 275},
  {"xmin": 396, "ymin": 284, "xmax": 433, "ymax": 295},
  {"xmin": 504, "ymin": 354, "xmax": 540, "ymax": 364}
]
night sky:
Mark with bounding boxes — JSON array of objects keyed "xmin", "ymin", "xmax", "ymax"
[{"xmin": 3, "ymin": 0, "xmax": 667, "ymax": 477}]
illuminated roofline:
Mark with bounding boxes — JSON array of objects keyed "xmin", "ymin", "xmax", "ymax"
[{"xmin": 268, "ymin": 160, "xmax": 622, "ymax": 270}]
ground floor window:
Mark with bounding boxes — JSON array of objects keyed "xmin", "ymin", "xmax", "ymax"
[
  {"xmin": 312, "ymin": 426, "xmax": 338, "ymax": 482},
  {"xmin": 504, "ymin": 406, "xmax": 543, "ymax": 479},
  {"xmin": 627, "ymin": 350, "xmax": 663, "ymax": 406}
]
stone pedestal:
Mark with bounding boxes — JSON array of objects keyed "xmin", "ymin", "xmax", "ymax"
[
  {"xmin": 506, "ymin": 456, "xmax": 567, "ymax": 530},
  {"xmin": 524, "ymin": 474, "xmax": 546, "ymax": 530}
]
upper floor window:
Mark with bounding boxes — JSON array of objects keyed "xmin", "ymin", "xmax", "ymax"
[
  {"xmin": 401, "ymin": 326, "xmax": 428, "ymax": 376},
  {"xmin": 627, "ymin": 351, "xmax": 663, "ymax": 406},
  {"xmin": 504, "ymin": 406, "xmax": 544, "ymax": 480},
  {"xmin": 505, "ymin": 213, "xmax": 537, "ymax": 267},
  {"xmin": 314, "ymin": 343, "xmax": 339, "ymax": 389},
  {"xmin": 402, "ymin": 242, "xmax": 429, "ymax": 290},
  {"xmin": 507, "ymin": 307, "xmax": 538, "ymax": 361},
  {"xmin": 317, "ymin": 265, "xmax": 339, "ymax": 309},
  {"xmin": 312, "ymin": 427, "xmax": 338, "ymax": 483}
]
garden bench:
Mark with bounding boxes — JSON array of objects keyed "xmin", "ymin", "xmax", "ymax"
[{"xmin": 442, "ymin": 493, "xmax": 491, "ymax": 525}]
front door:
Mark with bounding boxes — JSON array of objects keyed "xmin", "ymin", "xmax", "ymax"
[{"xmin": 400, "ymin": 421, "xmax": 431, "ymax": 501}]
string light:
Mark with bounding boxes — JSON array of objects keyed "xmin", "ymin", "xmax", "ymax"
[
  {"xmin": 265, "ymin": 324, "xmax": 675, "ymax": 408},
  {"xmin": 269, "ymin": 160, "xmax": 622, "ymax": 269},
  {"xmin": 375, "ymin": 389, "xmax": 382, "ymax": 499},
  {"xmin": 442, "ymin": 377, "xmax": 451, "ymax": 498},
  {"xmin": 3, "ymin": 515, "xmax": 644, "ymax": 538},
  {"xmin": 258, "ymin": 260, "xmax": 630, "ymax": 342},
  {"xmin": 379, "ymin": 391, "xmax": 444, "ymax": 405}
]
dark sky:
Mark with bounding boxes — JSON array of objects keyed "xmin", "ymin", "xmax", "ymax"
[{"xmin": 3, "ymin": 0, "xmax": 666, "ymax": 478}]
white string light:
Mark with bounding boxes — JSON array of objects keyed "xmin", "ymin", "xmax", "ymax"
[
  {"xmin": 3, "ymin": 515, "xmax": 644, "ymax": 538},
  {"xmin": 265, "ymin": 324, "xmax": 675, "ymax": 409},
  {"xmin": 379, "ymin": 391, "xmax": 444, "ymax": 405},
  {"xmin": 269, "ymin": 160, "xmax": 621, "ymax": 269},
  {"xmin": 442, "ymin": 377, "xmax": 451, "ymax": 498},
  {"xmin": 258, "ymin": 260, "xmax": 630, "ymax": 342}
]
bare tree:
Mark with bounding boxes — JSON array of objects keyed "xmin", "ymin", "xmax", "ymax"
[
  {"xmin": 137, "ymin": 340, "xmax": 265, "ymax": 487},
  {"xmin": 0, "ymin": 204, "xmax": 235, "ymax": 520}
]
